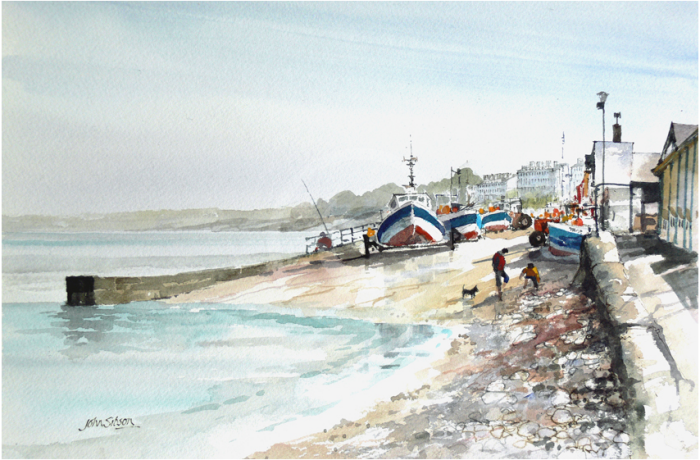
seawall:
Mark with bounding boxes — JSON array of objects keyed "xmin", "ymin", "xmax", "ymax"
[
  {"xmin": 66, "ymin": 241, "xmax": 367, "ymax": 306},
  {"xmin": 67, "ymin": 256, "xmax": 303, "ymax": 306},
  {"xmin": 576, "ymin": 231, "xmax": 695, "ymax": 458}
]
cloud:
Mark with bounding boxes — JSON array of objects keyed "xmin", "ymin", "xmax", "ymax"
[{"xmin": 2, "ymin": 2, "xmax": 697, "ymax": 215}]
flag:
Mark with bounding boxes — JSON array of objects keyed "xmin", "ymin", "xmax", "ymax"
[{"xmin": 562, "ymin": 132, "xmax": 565, "ymax": 144}]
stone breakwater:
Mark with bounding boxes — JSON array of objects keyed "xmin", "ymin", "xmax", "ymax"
[{"xmin": 252, "ymin": 285, "xmax": 634, "ymax": 459}]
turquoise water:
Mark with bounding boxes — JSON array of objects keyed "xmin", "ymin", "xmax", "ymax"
[
  {"xmin": 2, "ymin": 232, "xmax": 453, "ymax": 456},
  {"xmin": 3, "ymin": 301, "xmax": 450, "ymax": 454}
]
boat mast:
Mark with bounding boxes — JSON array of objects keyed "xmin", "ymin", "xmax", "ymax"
[
  {"xmin": 403, "ymin": 138, "xmax": 417, "ymax": 189},
  {"xmin": 301, "ymin": 179, "xmax": 330, "ymax": 236}
]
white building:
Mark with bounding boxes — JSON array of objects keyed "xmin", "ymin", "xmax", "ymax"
[
  {"xmin": 516, "ymin": 161, "xmax": 565, "ymax": 199},
  {"xmin": 476, "ymin": 173, "xmax": 516, "ymax": 203},
  {"xmin": 570, "ymin": 158, "xmax": 585, "ymax": 191}
]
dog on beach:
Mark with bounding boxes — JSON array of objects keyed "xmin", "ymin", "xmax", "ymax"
[{"xmin": 462, "ymin": 285, "xmax": 479, "ymax": 299}]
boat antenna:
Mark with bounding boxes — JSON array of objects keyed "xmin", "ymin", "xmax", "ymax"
[
  {"xmin": 403, "ymin": 137, "xmax": 417, "ymax": 189},
  {"xmin": 301, "ymin": 179, "xmax": 330, "ymax": 235}
]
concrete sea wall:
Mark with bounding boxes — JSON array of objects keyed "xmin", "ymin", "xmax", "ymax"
[
  {"xmin": 576, "ymin": 231, "xmax": 693, "ymax": 458},
  {"xmin": 66, "ymin": 241, "xmax": 367, "ymax": 306},
  {"xmin": 67, "ymin": 256, "xmax": 305, "ymax": 306}
]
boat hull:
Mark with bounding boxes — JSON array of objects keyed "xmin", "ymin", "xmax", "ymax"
[
  {"xmin": 439, "ymin": 209, "xmax": 482, "ymax": 241},
  {"xmin": 481, "ymin": 211, "xmax": 512, "ymax": 232},
  {"xmin": 378, "ymin": 202, "xmax": 445, "ymax": 247},
  {"xmin": 547, "ymin": 222, "xmax": 590, "ymax": 256}
]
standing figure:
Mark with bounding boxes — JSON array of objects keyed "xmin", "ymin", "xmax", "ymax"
[
  {"xmin": 520, "ymin": 263, "xmax": 540, "ymax": 291},
  {"xmin": 363, "ymin": 226, "xmax": 381, "ymax": 257},
  {"xmin": 492, "ymin": 248, "xmax": 509, "ymax": 301}
]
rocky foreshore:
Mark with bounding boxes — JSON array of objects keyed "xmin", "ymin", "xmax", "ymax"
[
  {"xmin": 250, "ymin": 286, "xmax": 633, "ymax": 459},
  {"xmin": 170, "ymin": 230, "xmax": 635, "ymax": 459}
]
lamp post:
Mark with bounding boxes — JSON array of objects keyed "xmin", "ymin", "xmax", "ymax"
[{"xmin": 597, "ymin": 91, "xmax": 608, "ymax": 230}]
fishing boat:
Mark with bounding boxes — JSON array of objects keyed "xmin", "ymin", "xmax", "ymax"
[
  {"xmin": 435, "ymin": 194, "xmax": 482, "ymax": 241},
  {"xmin": 547, "ymin": 221, "xmax": 591, "ymax": 256},
  {"xmin": 377, "ymin": 148, "xmax": 446, "ymax": 247},
  {"xmin": 480, "ymin": 206, "xmax": 512, "ymax": 232},
  {"xmin": 545, "ymin": 171, "xmax": 595, "ymax": 256}
]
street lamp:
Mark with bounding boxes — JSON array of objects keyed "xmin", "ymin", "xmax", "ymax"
[{"xmin": 597, "ymin": 91, "xmax": 608, "ymax": 230}]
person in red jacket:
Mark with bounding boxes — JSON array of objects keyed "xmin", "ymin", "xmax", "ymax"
[{"xmin": 492, "ymin": 248, "xmax": 509, "ymax": 301}]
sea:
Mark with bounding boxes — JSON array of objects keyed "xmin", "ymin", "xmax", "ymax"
[{"xmin": 2, "ymin": 231, "xmax": 454, "ymax": 457}]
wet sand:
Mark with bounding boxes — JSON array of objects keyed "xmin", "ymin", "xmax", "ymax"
[
  {"xmin": 169, "ymin": 230, "xmax": 632, "ymax": 458},
  {"xmin": 169, "ymin": 230, "xmax": 564, "ymax": 327}
]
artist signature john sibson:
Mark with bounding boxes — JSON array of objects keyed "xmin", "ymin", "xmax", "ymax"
[{"xmin": 79, "ymin": 416, "xmax": 140, "ymax": 431}]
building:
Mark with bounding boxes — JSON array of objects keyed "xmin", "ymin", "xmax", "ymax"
[
  {"xmin": 516, "ymin": 161, "xmax": 564, "ymax": 199},
  {"xmin": 590, "ymin": 129, "xmax": 663, "ymax": 234},
  {"xmin": 570, "ymin": 158, "xmax": 586, "ymax": 192},
  {"xmin": 476, "ymin": 173, "xmax": 515, "ymax": 204},
  {"xmin": 652, "ymin": 122, "xmax": 698, "ymax": 252}
]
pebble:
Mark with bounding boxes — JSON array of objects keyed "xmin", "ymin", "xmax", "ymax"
[
  {"xmin": 490, "ymin": 426, "xmax": 506, "ymax": 439},
  {"xmin": 513, "ymin": 440, "xmax": 529, "ymax": 449},
  {"xmin": 550, "ymin": 390, "xmax": 571, "ymax": 406},
  {"xmin": 577, "ymin": 437, "xmax": 591, "ymax": 447},
  {"xmin": 486, "ymin": 381, "xmax": 506, "ymax": 392},
  {"xmin": 552, "ymin": 409, "xmax": 573, "ymax": 424},
  {"xmin": 517, "ymin": 422, "xmax": 539, "ymax": 437},
  {"xmin": 481, "ymin": 392, "xmax": 506, "ymax": 404}
]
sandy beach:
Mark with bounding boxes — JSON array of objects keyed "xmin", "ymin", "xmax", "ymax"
[
  {"xmin": 167, "ymin": 229, "xmax": 631, "ymax": 458},
  {"xmin": 169, "ymin": 230, "xmax": 567, "ymax": 327}
]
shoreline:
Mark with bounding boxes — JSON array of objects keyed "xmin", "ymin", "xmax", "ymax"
[{"xmin": 6, "ymin": 228, "xmax": 605, "ymax": 458}]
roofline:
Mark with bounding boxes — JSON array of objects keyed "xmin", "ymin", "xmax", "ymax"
[{"xmin": 653, "ymin": 128, "xmax": 698, "ymax": 176}]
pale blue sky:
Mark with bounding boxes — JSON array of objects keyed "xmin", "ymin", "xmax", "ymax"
[{"xmin": 3, "ymin": 2, "xmax": 697, "ymax": 215}]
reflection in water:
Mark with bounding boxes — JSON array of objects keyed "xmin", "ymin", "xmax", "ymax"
[
  {"xmin": 52, "ymin": 305, "xmax": 120, "ymax": 360},
  {"xmin": 50, "ymin": 303, "xmax": 161, "ymax": 360}
]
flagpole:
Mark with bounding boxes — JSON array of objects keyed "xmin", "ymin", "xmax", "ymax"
[{"xmin": 561, "ymin": 132, "xmax": 565, "ymax": 160}]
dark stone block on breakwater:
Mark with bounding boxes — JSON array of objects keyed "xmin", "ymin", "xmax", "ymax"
[{"xmin": 66, "ymin": 276, "xmax": 95, "ymax": 306}]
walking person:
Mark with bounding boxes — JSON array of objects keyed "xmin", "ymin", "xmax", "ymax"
[
  {"xmin": 492, "ymin": 248, "xmax": 509, "ymax": 301},
  {"xmin": 520, "ymin": 263, "xmax": 540, "ymax": 292}
]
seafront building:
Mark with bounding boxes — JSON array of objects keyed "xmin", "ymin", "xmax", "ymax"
[
  {"xmin": 570, "ymin": 158, "xmax": 585, "ymax": 194},
  {"xmin": 590, "ymin": 119, "xmax": 663, "ymax": 234},
  {"xmin": 516, "ymin": 161, "xmax": 567, "ymax": 200},
  {"xmin": 472, "ymin": 158, "xmax": 585, "ymax": 205},
  {"xmin": 652, "ymin": 122, "xmax": 698, "ymax": 252},
  {"xmin": 475, "ymin": 173, "xmax": 516, "ymax": 204}
]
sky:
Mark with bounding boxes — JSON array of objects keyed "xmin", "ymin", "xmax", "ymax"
[{"xmin": 3, "ymin": 2, "xmax": 698, "ymax": 216}]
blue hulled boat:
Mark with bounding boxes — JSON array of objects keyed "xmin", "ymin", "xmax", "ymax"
[
  {"xmin": 377, "ymin": 193, "xmax": 446, "ymax": 246},
  {"xmin": 547, "ymin": 222, "xmax": 591, "ymax": 256},
  {"xmin": 481, "ymin": 209, "xmax": 512, "ymax": 232},
  {"xmin": 376, "ymin": 147, "xmax": 445, "ymax": 247}
]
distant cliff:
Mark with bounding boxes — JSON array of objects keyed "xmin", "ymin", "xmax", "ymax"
[{"xmin": 4, "ymin": 170, "xmax": 481, "ymax": 233}]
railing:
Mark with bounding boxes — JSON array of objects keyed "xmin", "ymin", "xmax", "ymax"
[{"xmin": 305, "ymin": 222, "xmax": 382, "ymax": 254}]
